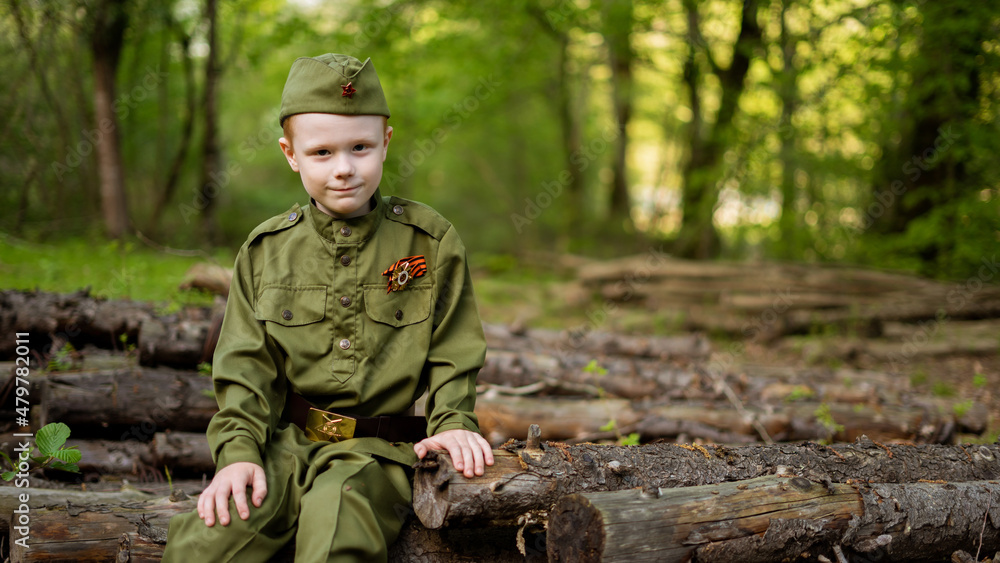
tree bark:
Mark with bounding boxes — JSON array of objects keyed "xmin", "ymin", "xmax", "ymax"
[
  {"xmin": 412, "ymin": 438, "xmax": 1000, "ymax": 529},
  {"xmin": 547, "ymin": 476, "xmax": 1000, "ymax": 563},
  {"xmin": 475, "ymin": 395, "xmax": 970, "ymax": 445},
  {"xmin": 1, "ymin": 489, "xmax": 534, "ymax": 563},
  {"xmin": 88, "ymin": 0, "xmax": 130, "ymax": 239},
  {"xmin": 32, "ymin": 366, "xmax": 216, "ymax": 434}
]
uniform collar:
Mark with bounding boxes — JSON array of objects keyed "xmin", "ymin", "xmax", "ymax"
[{"xmin": 306, "ymin": 189, "xmax": 385, "ymax": 244}]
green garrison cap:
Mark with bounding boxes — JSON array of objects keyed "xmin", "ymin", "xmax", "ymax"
[{"xmin": 279, "ymin": 54, "xmax": 390, "ymax": 125}]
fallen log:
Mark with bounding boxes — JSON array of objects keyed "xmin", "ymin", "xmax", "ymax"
[
  {"xmin": 482, "ymin": 323, "xmax": 711, "ymax": 361},
  {"xmin": 412, "ymin": 436, "xmax": 1000, "ymax": 529},
  {"xmin": 0, "ymin": 431, "xmax": 214, "ymax": 477},
  {"xmin": 547, "ymin": 476, "xmax": 1000, "ymax": 563},
  {"xmin": 1, "ymin": 488, "xmax": 534, "ymax": 563},
  {"xmin": 0, "ymin": 289, "xmax": 156, "ymax": 358},
  {"xmin": 31, "ymin": 367, "xmax": 217, "ymax": 434},
  {"xmin": 475, "ymin": 395, "xmax": 971, "ymax": 445}
]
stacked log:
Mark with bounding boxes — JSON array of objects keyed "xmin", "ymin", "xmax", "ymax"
[{"xmin": 573, "ymin": 253, "xmax": 1000, "ymax": 342}]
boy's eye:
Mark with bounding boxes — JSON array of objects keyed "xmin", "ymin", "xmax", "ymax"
[
  {"xmin": 353, "ymin": 144, "xmax": 366, "ymax": 151},
  {"xmin": 316, "ymin": 149, "xmax": 330, "ymax": 156}
]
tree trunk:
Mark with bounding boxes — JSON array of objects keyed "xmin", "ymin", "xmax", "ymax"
[
  {"xmin": 674, "ymin": 0, "xmax": 762, "ymax": 259},
  {"xmin": 197, "ymin": 0, "xmax": 222, "ymax": 243},
  {"xmin": 89, "ymin": 0, "xmax": 130, "ymax": 239},
  {"xmin": 776, "ymin": 0, "xmax": 800, "ymax": 259},
  {"xmin": 602, "ymin": 0, "xmax": 634, "ymax": 224},
  {"xmin": 547, "ymin": 476, "xmax": 1000, "ymax": 563},
  {"xmin": 150, "ymin": 15, "xmax": 197, "ymax": 235},
  {"xmin": 412, "ymin": 438, "xmax": 1000, "ymax": 529}
]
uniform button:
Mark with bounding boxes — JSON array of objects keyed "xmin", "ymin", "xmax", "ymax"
[
  {"xmin": 394, "ymin": 309, "xmax": 404, "ymax": 321},
  {"xmin": 340, "ymin": 255, "xmax": 351, "ymax": 266},
  {"xmin": 392, "ymin": 205, "xmax": 404, "ymax": 216},
  {"xmin": 340, "ymin": 226, "xmax": 352, "ymax": 237},
  {"xmin": 339, "ymin": 339, "xmax": 351, "ymax": 350},
  {"xmin": 281, "ymin": 309, "xmax": 293, "ymax": 321},
  {"xmin": 288, "ymin": 211, "xmax": 298, "ymax": 221},
  {"xmin": 340, "ymin": 296, "xmax": 352, "ymax": 307}
]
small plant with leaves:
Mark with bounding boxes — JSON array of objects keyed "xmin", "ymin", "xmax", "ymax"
[
  {"xmin": 814, "ymin": 403, "xmax": 844, "ymax": 444},
  {"xmin": 599, "ymin": 418, "xmax": 641, "ymax": 446},
  {"xmin": 0, "ymin": 422, "xmax": 82, "ymax": 480},
  {"xmin": 47, "ymin": 342, "xmax": 79, "ymax": 372},
  {"xmin": 582, "ymin": 359, "xmax": 608, "ymax": 377}
]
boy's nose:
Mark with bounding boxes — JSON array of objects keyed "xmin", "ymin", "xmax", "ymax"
[{"xmin": 331, "ymin": 155, "xmax": 354, "ymax": 178}]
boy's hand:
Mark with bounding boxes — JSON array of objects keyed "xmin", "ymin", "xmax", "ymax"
[
  {"xmin": 197, "ymin": 462, "xmax": 267, "ymax": 527},
  {"xmin": 414, "ymin": 429, "xmax": 494, "ymax": 478}
]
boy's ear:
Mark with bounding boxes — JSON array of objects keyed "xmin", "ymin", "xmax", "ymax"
[
  {"xmin": 278, "ymin": 137, "xmax": 299, "ymax": 172},
  {"xmin": 382, "ymin": 126, "xmax": 393, "ymax": 161}
]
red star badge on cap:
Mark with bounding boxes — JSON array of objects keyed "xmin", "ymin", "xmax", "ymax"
[{"xmin": 341, "ymin": 82, "xmax": 357, "ymax": 98}]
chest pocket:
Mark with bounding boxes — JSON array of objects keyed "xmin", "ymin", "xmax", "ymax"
[
  {"xmin": 254, "ymin": 286, "xmax": 329, "ymax": 368},
  {"xmin": 255, "ymin": 285, "xmax": 327, "ymax": 326},
  {"xmin": 363, "ymin": 284, "xmax": 432, "ymax": 327}
]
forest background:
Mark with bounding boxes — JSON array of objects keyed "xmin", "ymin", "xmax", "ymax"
[{"xmin": 1, "ymin": 0, "xmax": 999, "ymax": 296}]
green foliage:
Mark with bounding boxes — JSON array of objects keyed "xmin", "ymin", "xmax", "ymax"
[
  {"xmin": 198, "ymin": 362, "xmax": 213, "ymax": 376},
  {"xmin": 47, "ymin": 343, "xmax": 77, "ymax": 372},
  {"xmin": 0, "ymin": 423, "xmax": 82, "ymax": 480},
  {"xmin": 783, "ymin": 386, "xmax": 816, "ymax": 402},
  {"xmin": 973, "ymin": 373, "xmax": 988, "ymax": 388},
  {"xmin": 583, "ymin": 360, "xmax": 608, "ymax": 377},
  {"xmin": 952, "ymin": 400, "xmax": 974, "ymax": 418},
  {"xmin": 813, "ymin": 403, "xmax": 844, "ymax": 444},
  {"xmin": 1, "ymin": 0, "xmax": 998, "ymax": 278},
  {"xmin": 931, "ymin": 380, "xmax": 956, "ymax": 398}
]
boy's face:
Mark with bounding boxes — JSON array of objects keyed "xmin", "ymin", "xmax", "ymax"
[{"xmin": 279, "ymin": 113, "xmax": 392, "ymax": 219}]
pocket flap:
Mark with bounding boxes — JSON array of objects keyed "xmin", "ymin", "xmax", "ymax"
[
  {"xmin": 255, "ymin": 285, "xmax": 327, "ymax": 326},
  {"xmin": 364, "ymin": 285, "xmax": 432, "ymax": 327}
]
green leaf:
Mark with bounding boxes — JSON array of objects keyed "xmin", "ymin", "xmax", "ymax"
[
  {"xmin": 48, "ymin": 461, "xmax": 80, "ymax": 473},
  {"xmin": 50, "ymin": 447, "xmax": 82, "ymax": 465},
  {"xmin": 0, "ymin": 450, "xmax": 15, "ymax": 470},
  {"xmin": 1, "ymin": 471, "xmax": 15, "ymax": 481},
  {"xmin": 36, "ymin": 422, "xmax": 71, "ymax": 456},
  {"xmin": 621, "ymin": 432, "xmax": 641, "ymax": 446},
  {"xmin": 599, "ymin": 419, "xmax": 616, "ymax": 432}
]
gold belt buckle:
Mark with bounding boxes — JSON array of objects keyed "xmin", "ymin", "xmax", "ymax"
[{"xmin": 304, "ymin": 407, "xmax": 357, "ymax": 442}]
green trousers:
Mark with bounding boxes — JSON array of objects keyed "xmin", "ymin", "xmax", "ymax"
[{"xmin": 164, "ymin": 424, "xmax": 413, "ymax": 562}]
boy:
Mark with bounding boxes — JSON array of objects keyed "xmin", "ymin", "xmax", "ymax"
[{"xmin": 164, "ymin": 53, "xmax": 493, "ymax": 561}]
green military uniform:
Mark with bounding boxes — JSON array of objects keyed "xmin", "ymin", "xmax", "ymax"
[{"xmin": 164, "ymin": 53, "xmax": 486, "ymax": 562}]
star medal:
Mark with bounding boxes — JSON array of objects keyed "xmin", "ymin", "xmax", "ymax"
[
  {"xmin": 382, "ymin": 255, "xmax": 427, "ymax": 293},
  {"xmin": 341, "ymin": 82, "xmax": 357, "ymax": 98}
]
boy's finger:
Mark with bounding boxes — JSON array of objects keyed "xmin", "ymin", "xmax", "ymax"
[
  {"xmin": 471, "ymin": 440, "xmax": 486, "ymax": 476},
  {"xmin": 478, "ymin": 435, "xmax": 495, "ymax": 465},
  {"xmin": 251, "ymin": 468, "xmax": 268, "ymax": 506},
  {"xmin": 461, "ymin": 442, "xmax": 475, "ymax": 478},
  {"xmin": 215, "ymin": 490, "xmax": 231, "ymax": 526},
  {"xmin": 232, "ymin": 485, "xmax": 251, "ymax": 521}
]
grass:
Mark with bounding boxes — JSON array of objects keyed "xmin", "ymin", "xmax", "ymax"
[{"xmin": 0, "ymin": 234, "xmax": 233, "ymax": 305}]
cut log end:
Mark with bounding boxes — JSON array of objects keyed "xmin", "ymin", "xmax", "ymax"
[
  {"xmin": 412, "ymin": 451, "xmax": 451, "ymax": 529},
  {"xmin": 547, "ymin": 494, "xmax": 604, "ymax": 563}
]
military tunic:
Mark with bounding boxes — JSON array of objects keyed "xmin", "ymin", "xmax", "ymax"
[{"xmin": 164, "ymin": 190, "xmax": 486, "ymax": 562}]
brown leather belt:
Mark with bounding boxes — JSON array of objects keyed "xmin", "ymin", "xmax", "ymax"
[{"xmin": 285, "ymin": 391, "xmax": 427, "ymax": 443}]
